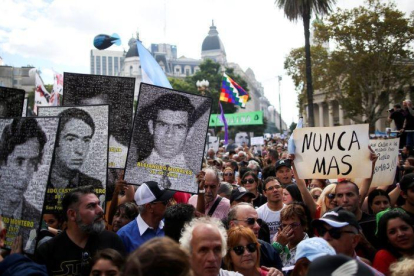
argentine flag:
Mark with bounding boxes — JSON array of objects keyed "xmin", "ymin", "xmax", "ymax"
[{"xmin": 136, "ymin": 40, "xmax": 172, "ymax": 89}]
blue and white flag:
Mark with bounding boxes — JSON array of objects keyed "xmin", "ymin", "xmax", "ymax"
[{"xmin": 136, "ymin": 40, "xmax": 172, "ymax": 89}]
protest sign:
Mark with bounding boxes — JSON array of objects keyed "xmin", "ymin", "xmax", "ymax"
[
  {"xmin": 206, "ymin": 136, "xmax": 219, "ymax": 152},
  {"xmin": 355, "ymin": 138, "xmax": 399, "ymax": 187},
  {"xmin": 62, "ymin": 72, "xmax": 135, "ymax": 169},
  {"xmin": 125, "ymin": 83, "xmax": 212, "ymax": 193},
  {"xmin": 293, "ymin": 124, "xmax": 371, "ymax": 179},
  {"xmin": 251, "ymin": 136, "xmax": 264, "ymax": 146},
  {"xmin": 38, "ymin": 105, "xmax": 109, "ymax": 212},
  {"xmin": 0, "ymin": 87, "xmax": 25, "ymax": 118},
  {"xmin": 0, "ymin": 117, "xmax": 60, "ymax": 254},
  {"xmin": 209, "ymin": 111, "xmax": 263, "ymax": 126}
]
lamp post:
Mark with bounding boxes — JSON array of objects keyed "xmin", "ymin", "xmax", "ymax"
[
  {"xmin": 196, "ymin": 79, "xmax": 210, "ymax": 96},
  {"xmin": 278, "ymin": 75, "xmax": 282, "ymax": 132}
]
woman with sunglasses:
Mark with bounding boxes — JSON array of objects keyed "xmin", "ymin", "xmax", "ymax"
[
  {"xmin": 225, "ymin": 226, "xmax": 269, "ymax": 276},
  {"xmin": 310, "ymin": 188, "xmax": 322, "ymax": 203},
  {"xmin": 373, "ymin": 210, "xmax": 414, "ymax": 275},
  {"xmin": 315, "ymin": 184, "xmax": 337, "ymax": 219},
  {"xmin": 223, "ymin": 167, "xmax": 238, "ymax": 186},
  {"xmin": 241, "ymin": 171, "xmax": 267, "ymax": 208},
  {"xmin": 272, "ymin": 203, "xmax": 309, "ymax": 268}
]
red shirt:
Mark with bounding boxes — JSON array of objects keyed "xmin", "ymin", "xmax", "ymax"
[
  {"xmin": 373, "ymin": 249, "xmax": 397, "ymax": 275},
  {"xmin": 173, "ymin": 192, "xmax": 191, "ymax": 203}
]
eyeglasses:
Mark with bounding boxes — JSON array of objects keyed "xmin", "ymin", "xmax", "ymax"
[
  {"xmin": 281, "ymin": 222, "xmax": 301, "ymax": 230},
  {"xmin": 265, "ymin": 185, "xmax": 282, "ymax": 192},
  {"xmin": 231, "ymin": 243, "xmax": 257, "ymax": 256},
  {"xmin": 316, "ymin": 226, "xmax": 357, "ymax": 239},
  {"xmin": 312, "ymin": 195, "xmax": 321, "ymax": 200},
  {"xmin": 224, "ymin": 173, "xmax": 233, "ymax": 176},
  {"xmin": 233, "ymin": 217, "xmax": 262, "ymax": 226},
  {"xmin": 326, "ymin": 193, "xmax": 336, "ymax": 200},
  {"xmin": 241, "ymin": 179, "xmax": 255, "ymax": 185}
]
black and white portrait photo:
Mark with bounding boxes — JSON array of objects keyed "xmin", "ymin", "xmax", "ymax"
[
  {"xmin": 0, "ymin": 117, "xmax": 60, "ymax": 254},
  {"xmin": 235, "ymin": 131, "xmax": 250, "ymax": 147},
  {"xmin": 62, "ymin": 72, "xmax": 135, "ymax": 169},
  {"xmin": 38, "ymin": 105, "xmax": 108, "ymax": 212},
  {"xmin": 124, "ymin": 83, "xmax": 212, "ymax": 193},
  {"xmin": 0, "ymin": 87, "xmax": 25, "ymax": 118}
]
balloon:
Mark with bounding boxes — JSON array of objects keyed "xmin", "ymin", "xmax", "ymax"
[{"xmin": 93, "ymin": 33, "xmax": 121, "ymax": 50}]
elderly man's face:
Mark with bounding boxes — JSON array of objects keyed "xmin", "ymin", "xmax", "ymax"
[
  {"xmin": 1, "ymin": 138, "xmax": 40, "ymax": 200},
  {"xmin": 319, "ymin": 223, "xmax": 359, "ymax": 257},
  {"xmin": 204, "ymin": 171, "xmax": 220, "ymax": 203},
  {"xmin": 56, "ymin": 119, "xmax": 93, "ymax": 172},
  {"xmin": 150, "ymin": 109, "xmax": 189, "ymax": 158},
  {"xmin": 190, "ymin": 224, "xmax": 223, "ymax": 276},
  {"xmin": 230, "ymin": 205, "xmax": 260, "ymax": 237}
]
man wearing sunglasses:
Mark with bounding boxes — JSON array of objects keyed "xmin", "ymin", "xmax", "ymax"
[
  {"xmin": 312, "ymin": 207, "xmax": 384, "ymax": 276},
  {"xmin": 228, "ymin": 203, "xmax": 283, "ymax": 273},
  {"xmin": 117, "ymin": 181, "xmax": 175, "ymax": 253}
]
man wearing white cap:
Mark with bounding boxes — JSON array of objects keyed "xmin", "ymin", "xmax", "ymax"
[{"xmin": 117, "ymin": 181, "xmax": 175, "ymax": 253}]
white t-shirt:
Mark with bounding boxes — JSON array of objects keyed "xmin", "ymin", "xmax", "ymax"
[{"xmin": 256, "ymin": 203, "xmax": 285, "ymax": 241}]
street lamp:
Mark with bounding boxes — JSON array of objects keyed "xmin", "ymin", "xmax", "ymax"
[{"xmin": 196, "ymin": 79, "xmax": 210, "ymax": 96}]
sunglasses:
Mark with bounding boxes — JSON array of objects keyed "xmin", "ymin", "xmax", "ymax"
[
  {"xmin": 231, "ymin": 243, "xmax": 257, "ymax": 256},
  {"xmin": 281, "ymin": 222, "xmax": 301, "ymax": 230},
  {"xmin": 326, "ymin": 193, "xmax": 336, "ymax": 199},
  {"xmin": 241, "ymin": 179, "xmax": 255, "ymax": 185},
  {"xmin": 316, "ymin": 226, "xmax": 356, "ymax": 239},
  {"xmin": 224, "ymin": 173, "xmax": 233, "ymax": 176},
  {"xmin": 233, "ymin": 217, "xmax": 262, "ymax": 226}
]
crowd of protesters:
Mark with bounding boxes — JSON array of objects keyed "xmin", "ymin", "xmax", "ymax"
[{"xmin": 2, "ymin": 135, "xmax": 414, "ymax": 276}]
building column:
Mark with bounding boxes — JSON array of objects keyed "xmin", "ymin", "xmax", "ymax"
[
  {"xmin": 338, "ymin": 105, "xmax": 344, "ymax": 125},
  {"xmin": 328, "ymin": 101, "xmax": 334, "ymax": 127},
  {"xmin": 303, "ymin": 105, "xmax": 308, "ymax": 127},
  {"xmin": 319, "ymin": 103, "xmax": 324, "ymax": 127}
]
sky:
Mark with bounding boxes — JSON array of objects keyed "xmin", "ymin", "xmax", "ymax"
[{"xmin": 1, "ymin": 0, "xmax": 413, "ymax": 127}]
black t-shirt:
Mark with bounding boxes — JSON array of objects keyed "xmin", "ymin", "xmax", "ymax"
[
  {"xmin": 253, "ymin": 193, "xmax": 267, "ymax": 209},
  {"xmin": 258, "ymin": 239, "xmax": 283, "ymax": 270},
  {"xmin": 357, "ymin": 212, "xmax": 378, "ymax": 261},
  {"xmin": 390, "ymin": 110, "xmax": 405, "ymax": 130},
  {"xmin": 35, "ymin": 230, "xmax": 125, "ymax": 276}
]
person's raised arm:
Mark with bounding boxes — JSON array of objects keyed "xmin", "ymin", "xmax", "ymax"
[
  {"xmin": 358, "ymin": 147, "xmax": 378, "ymax": 207},
  {"xmin": 290, "ymin": 155, "xmax": 317, "ymax": 218}
]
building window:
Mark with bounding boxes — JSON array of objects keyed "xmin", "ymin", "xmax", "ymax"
[
  {"xmin": 185, "ymin": 69, "xmax": 190, "ymax": 76},
  {"xmin": 108, "ymin": 57, "xmax": 113, "ymax": 76},
  {"xmin": 96, "ymin": 56, "xmax": 101, "ymax": 75},
  {"xmin": 90, "ymin": 54, "xmax": 95, "ymax": 74},
  {"xmin": 102, "ymin": 56, "xmax": 107, "ymax": 75},
  {"xmin": 114, "ymin": 57, "xmax": 119, "ymax": 75}
]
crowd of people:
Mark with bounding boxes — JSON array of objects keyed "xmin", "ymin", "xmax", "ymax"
[{"xmin": 2, "ymin": 135, "xmax": 414, "ymax": 276}]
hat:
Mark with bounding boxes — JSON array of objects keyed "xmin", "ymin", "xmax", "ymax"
[
  {"xmin": 230, "ymin": 187, "xmax": 255, "ymax": 204},
  {"xmin": 134, "ymin": 181, "xmax": 176, "ymax": 205},
  {"xmin": 399, "ymin": 173, "xmax": 414, "ymax": 191},
  {"xmin": 307, "ymin": 254, "xmax": 374, "ymax": 276},
  {"xmin": 295, "ymin": 237, "xmax": 336, "ymax": 263},
  {"xmin": 275, "ymin": 159, "xmax": 291, "ymax": 171},
  {"xmin": 312, "ymin": 207, "xmax": 360, "ymax": 230}
]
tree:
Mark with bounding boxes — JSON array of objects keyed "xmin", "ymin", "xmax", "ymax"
[
  {"xmin": 315, "ymin": 0, "xmax": 414, "ymax": 132},
  {"xmin": 169, "ymin": 59, "xmax": 249, "ymax": 114},
  {"xmin": 275, "ymin": 0, "xmax": 336, "ymax": 127}
]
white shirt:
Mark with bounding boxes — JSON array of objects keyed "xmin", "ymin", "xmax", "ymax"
[
  {"xmin": 136, "ymin": 214, "xmax": 164, "ymax": 235},
  {"xmin": 257, "ymin": 203, "xmax": 285, "ymax": 241}
]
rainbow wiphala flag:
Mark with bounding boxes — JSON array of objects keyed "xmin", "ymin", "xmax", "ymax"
[{"xmin": 220, "ymin": 73, "xmax": 249, "ymax": 108}]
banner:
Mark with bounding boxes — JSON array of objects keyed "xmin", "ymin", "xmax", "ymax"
[
  {"xmin": 293, "ymin": 124, "xmax": 371, "ymax": 179},
  {"xmin": 355, "ymin": 138, "xmax": 399, "ymax": 187},
  {"xmin": 206, "ymin": 136, "xmax": 219, "ymax": 153},
  {"xmin": 0, "ymin": 87, "xmax": 25, "ymax": 118},
  {"xmin": 0, "ymin": 117, "xmax": 60, "ymax": 254},
  {"xmin": 62, "ymin": 73, "xmax": 135, "ymax": 168},
  {"xmin": 124, "ymin": 83, "xmax": 212, "ymax": 193},
  {"xmin": 251, "ymin": 136, "xmax": 264, "ymax": 146},
  {"xmin": 38, "ymin": 105, "xmax": 109, "ymax": 212},
  {"xmin": 209, "ymin": 111, "xmax": 263, "ymax": 126}
]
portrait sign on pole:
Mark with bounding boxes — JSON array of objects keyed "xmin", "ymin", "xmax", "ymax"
[
  {"xmin": 251, "ymin": 136, "xmax": 265, "ymax": 146},
  {"xmin": 62, "ymin": 72, "xmax": 135, "ymax": 169},
  {"xmin": 293, "ymin": 124, "xmax": 371, "ymax": 179},
  {"xmin": 0, "ymin": 87, "xmax": 26, "ymax": 118},
  {"xmin": 354, "ymin": 138, "xmax": 400, "ymax": 187},
  {"xmin": 38, "ymin": 105, "xmax": 109, "ymax": 212},
  {"xmin": 124, "ymin": 83, "xmax": 212, "ymax": 193},
  {"xmin": 0, "ymin": 117, "xmax": 60, "ymax": 254}
]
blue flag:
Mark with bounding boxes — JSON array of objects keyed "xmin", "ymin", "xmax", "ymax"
[{"xmin": 136, "ymin": 40, "xmax": 172, "ymax": 89}]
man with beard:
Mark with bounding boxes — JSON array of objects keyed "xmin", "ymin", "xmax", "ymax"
[{"xmin": 35, "ymin": 186, "xmax": 125, "ymax": 276}]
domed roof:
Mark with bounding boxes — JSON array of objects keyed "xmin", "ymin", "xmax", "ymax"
[
  {"xmin": 125, "ymin": 38, "xmax": 139, "ymax": 58},
  {"xmin": 202, "ymin": 23, "xmax": 225, "ymax": 53}
]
